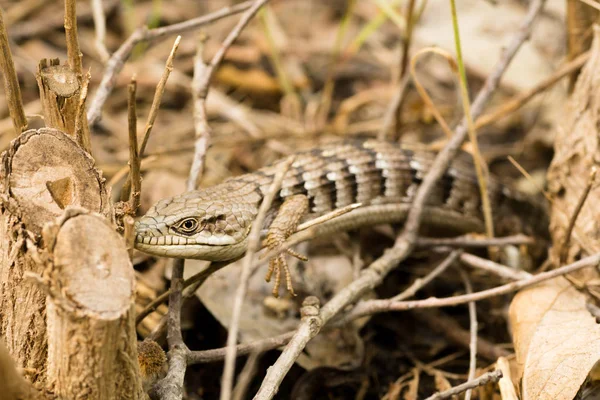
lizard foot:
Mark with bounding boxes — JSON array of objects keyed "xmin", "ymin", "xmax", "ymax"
[
  {"xmin": 264, "ymin": 247, "xmax": 307, "ymax": 297},
  {"xmin": 262, "ymin": 194, "xmax": 309, "ymax": 297}
]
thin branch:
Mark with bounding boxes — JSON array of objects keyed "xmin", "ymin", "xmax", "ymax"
[
  {"xmin": 233, "ymin": 352, "xmax": 262, "ymax": 400},
  {"xmin": 560, "ymin": 167, "xmax": 596, "ymax": 262},
  {"xmin": 0, "ymin": 7, "xmax": 27, "ymax": 134},
  {"xmin": 168, "ymin": 259, "xmax": 187, "ymax": 355},
  {"xmin": 127, "ymin": 76, "xmax": 141, "ymax": 213},
  {"xmin": 458, "ymin": 269, "xmax": 477, "ymax": 400},
  {"xmin": 194, "ymin": 0, "xmax": 270, "ymax": 98},
  {"xmin": 399, "ymin": 0, "xmax": 416, "ymax": 79},
  {"xmin": 378, "ymin": 72, "xmax": 411, "ymax": 140},
  {"xmin": 316, "ymin": 0, "xmax": 356, "ymax": 129},
  {"xmin": 154, "ymin": 259, "xmax": 189, "ymax": 400},
  {"xmin": 65, "ymin": 0, "xmax": 83, "ymax": 75},
  {"xmin": 424, "ymin": 370, "xmax": 502, "ymax": 400},
  {"xmin": 392, "ymin": 0, "xmax": 417, "ymax": 136},
  {"xmin": 188, "ymin": 332, "xmax": 294, "ymax": 365},
  {"xmin": 416, "ymin": 234, "xmax": 534, "ymax": 248},
  {"xmin": 221, "ymin": 156, "xmax": 293, "ymax": 400},
  {"xmin": 188, "ymin": 34, "xmax": 211, "ymax": 190},
  {"xmin": 459, "ymin": 252, "xmax": 532, "ymax": 281},
  {"xmin": 91, "ymin": 0, "xmax": 110, "ymax": 62},
  {"xmin": 391, "ymin": 250, "xmax": 461, "ymax": 301},
  {"xmin": 87, "ymin": 0, "xmax": 254, "ymax": 125},
  {"xmin": 74, "ymin": 69, "xmax": 92, "ymax": 153},
  {"xmin": 475, "ymin": 50, "xmax": 590, "ymax": 129},
  {"xmin": 139, "ymin": 36, "xmax": 181, "ymax": 157}
]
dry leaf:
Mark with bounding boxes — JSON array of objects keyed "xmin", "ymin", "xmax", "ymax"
[{"xmin": 509, "ymin": 277, "xmax": 600, "ymax": 399}]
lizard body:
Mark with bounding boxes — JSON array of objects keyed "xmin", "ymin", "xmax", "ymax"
[{"xmin": 135, "ymin": 139, "xmax": 547, "ymax": 293}]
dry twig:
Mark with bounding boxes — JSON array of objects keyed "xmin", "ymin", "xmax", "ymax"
[
  {"xmin": 232, "ymin": 353, "xmax": 262, "ymax": 400},
  {"xmin": 90, "ymin": 0, "xmax": 110, "ymax": 62},
  {"xmin": 459, "ymin": 253, "xmax": 532, "ymax": 281},
  {"xmin": 559, "ymin": 167, "xmax": 597, "ymax": 262},
  {"xmin": 424, "ymin": 370, "xmax": 502, "ymax": 400},
  {"xmin": 139, "ymin": 36, "xmax": 181, "ymax": 157},
  {"xmin": 391, "ymin": 250, "xmax": 462, "ymax": 301},
  {"xmin": 0, "ymin": 8, "xmax": 27, "ymax": 134},
  {"xmin": 475, "ymin": 51, "xmax": 590, "ymax": 129},
  {"xmin": 189, "ymin": 35, "xmax": 211, "ymax": 190},
  {"xmin": 416, "ymin": 234, "xmax": 534, "ymax": 248},
  {"xmin": 127, "ymin": 77, "xmax": 141, "ymax": 213},
  {"xmin": 65, "ymin": 0, "xmax": 83, "ymax": 75},
  {"xmin": 221, "ymin": 156, "xmax": 293, "ymax": 400},
  {"xmin": 458, "ymin": 268, "xmax": 477, "ymax": 400},
  {"xmin": 153, "ymin": 259, "xmax": 189, "ymax": 400}
]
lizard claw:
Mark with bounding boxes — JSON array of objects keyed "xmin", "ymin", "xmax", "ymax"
[
  {"xmin": 265, "ymin": 252, "xmax": 296, "ymax": 298},
  {"xmin": 264, "ymin": 226, "xmax": 309, "ymax": 298},
  {"xmin": 262, "ymin": 194, "xmax": 309, "ymax": 297}
]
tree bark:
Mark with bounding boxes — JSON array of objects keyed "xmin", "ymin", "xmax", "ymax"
[
  {"xmin": 0, "ymin": 127, "xmax": 108, "ymax": 384},
  {"xmin": 44, "ymin": 208, "xmax": 144, "ymax": 399}
]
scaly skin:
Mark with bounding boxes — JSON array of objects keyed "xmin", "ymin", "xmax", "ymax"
[{"xmin": 135, "ymin": 139, "xmax": 547, "ymax": 261}]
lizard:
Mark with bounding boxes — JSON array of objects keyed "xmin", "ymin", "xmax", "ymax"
[{"xmin": 135, "ymin": 139, "xmax": 548, "ymax": 297}]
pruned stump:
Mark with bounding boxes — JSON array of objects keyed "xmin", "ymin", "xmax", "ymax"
[
  {"xmin": 0, "ymin": 127, "xmax": 108, "ymax": 383},
  {"xmin": 43, "ymin": 208, "xmax": 143, "ymax": 399}
]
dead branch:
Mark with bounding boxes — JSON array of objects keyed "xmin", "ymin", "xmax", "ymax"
[
  {"xmin": 424, "ymin": 370, "xmax": 503, "ymax": 400},
  {"xmin": 139, "ymin": 37, "xmax": 182, "ymax": 158},
  {"xmin": 0, "ymin": 7, "xmax": 27, "ymax": 135}
]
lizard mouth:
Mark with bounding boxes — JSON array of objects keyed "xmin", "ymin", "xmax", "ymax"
[{"xmin": 134, "ymin": 236, "xmax": 249, "ymax": 261}]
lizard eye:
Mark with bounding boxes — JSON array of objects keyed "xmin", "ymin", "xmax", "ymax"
[{"xmin": 176, "ymin": 218, "xmax": 199, "ymax": 234}]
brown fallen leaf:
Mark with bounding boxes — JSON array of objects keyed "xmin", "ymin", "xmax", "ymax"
[{"xmin": 509, "ymin": 277, "xmax": 600, "ymax": 400}]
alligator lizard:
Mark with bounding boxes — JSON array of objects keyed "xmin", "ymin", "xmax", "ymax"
[{"xmin": 135, "ymin": 139, "xmax": 547, "ymax": 295}]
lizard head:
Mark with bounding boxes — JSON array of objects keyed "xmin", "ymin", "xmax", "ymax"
[{"xmin": 134, "ymin": 182, "xmax": 261, "ymax": 261}]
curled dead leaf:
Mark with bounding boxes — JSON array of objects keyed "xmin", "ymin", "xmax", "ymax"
[{"xmin": 509, "ymin": 277, "xmax": 600, "ymax": 400}]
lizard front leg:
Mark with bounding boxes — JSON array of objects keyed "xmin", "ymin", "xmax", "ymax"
[{"xmin": 263, "ymin": 194, "xmax": 309, "ymax": 297}]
